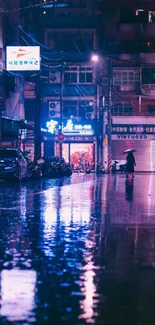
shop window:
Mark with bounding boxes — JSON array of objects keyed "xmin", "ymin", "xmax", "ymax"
[
  {"xmin": 113, "ymin": 68, "xmax": 140, "ymax": 85},
  {"xmin": 70, "ymin": 143, "xmax": 94, "ymax": 170},
  {"xmin": 79, "ymin": 68, "xmax": 92, "ymax": 83},
  {"xmin": 64, "ymin": 67, "xmax": 77, "ymax": 83},
  {"xmin": 147, "ymin": 105, "xmax": 155, "ymax": 115},
  {"xmin": 64, "ymin": 66, "xmax": 92, "ymax": 84}
]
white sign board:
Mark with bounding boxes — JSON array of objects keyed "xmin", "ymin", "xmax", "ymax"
[
  {"xmin": 112, "ymin": 134, "xmax": 155, "ymax": 140},
  {"xmin": 6, "ymin": 46, "xmax": 40, "ymax": 71}
]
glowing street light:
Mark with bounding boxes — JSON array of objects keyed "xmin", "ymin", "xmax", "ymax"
[{"xmin": 91, "ymin": 54, "xmax": 99, "ymax": 63}]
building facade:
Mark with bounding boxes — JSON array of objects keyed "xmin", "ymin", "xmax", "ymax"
[
  {"xmin": 0, "ymin": 0, "xmax": 26, "ymax": 147},
  {"xmin": 21, "ymin": 0, "xmax": 103, "ymax": 166},
  {"xmin": 101, "ymin": 0, "xmax": 155, "ymax": 171}
]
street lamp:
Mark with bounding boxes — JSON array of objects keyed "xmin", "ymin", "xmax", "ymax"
[
  {"xmin": 91, "ymin": 53, "xmax": 112, "ymax": 172},
  {"xmin": 91, "ymin": 54, "xmax": 99, "ymax": 63}
]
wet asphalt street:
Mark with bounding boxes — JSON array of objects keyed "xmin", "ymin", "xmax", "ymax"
[{"xmin": 0, "ymin": 173, "xmax": 155, "ymax": 325}]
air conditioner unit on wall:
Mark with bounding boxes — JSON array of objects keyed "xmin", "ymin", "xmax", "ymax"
[
  {"xmin": 85, "ymin": 112, "xmax": 95, "ymax": 120},
  {"xmin": 49, "ymin": 72, "xmax": 61, "ymax": 83},
  {"xmin": 48, "ymin": 101, "xmax": 60, "ymax": 118}
]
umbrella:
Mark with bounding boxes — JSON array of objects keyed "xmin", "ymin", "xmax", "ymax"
[{"xmin": 123, "ymin": 149, "xmax": 136, "ymax": 155}]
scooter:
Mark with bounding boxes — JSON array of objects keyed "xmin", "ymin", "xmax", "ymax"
[
  {"xmin": 112, "ymin": 161, "xmax": 119, "ymax": 174},
  {"xmin": 112, "ymin": 161, "xmax": 126, "ymax": 174}
]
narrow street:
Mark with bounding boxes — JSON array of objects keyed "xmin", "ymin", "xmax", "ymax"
[{"xmin": 0, "ymin": 174, "xmax": 155, "ymax": 324}]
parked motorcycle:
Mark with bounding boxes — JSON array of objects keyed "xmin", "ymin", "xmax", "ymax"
[
  {"xmin": 43, "ymin": 157, "xmax": 72, "ymax": 178},
  {"xmin": 112, "ymin": 161, "xmax": 126, "ymax": 174}
]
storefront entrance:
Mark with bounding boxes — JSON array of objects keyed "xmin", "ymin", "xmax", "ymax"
[
  {"xmin": 112, "ymin": 140, "xmax": 155, "ymax": 172},
  {"xmin": 55, "ymin": 142, "xmax": 95, "ymax": 170}
]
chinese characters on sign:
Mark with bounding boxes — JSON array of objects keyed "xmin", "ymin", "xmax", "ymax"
[
  {"xmin": 6, "ymin": 46, "xmax": 40, "ymax": 71},
  {"xmin": 112, "ymin": 125, "xmax": 155, "ymax": 134},
  {"xmin": 46, "ymin": 119, "xmax": 94, "ymax": 136},
  {"xmin": 8, "ymin": 60, "xmax": 39, "ymax": 67}
]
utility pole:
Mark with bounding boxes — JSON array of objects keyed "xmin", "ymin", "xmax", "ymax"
[
  {"xmin": 102, "ymin": 57, "xmax": 112, "ymax": 172},
  {"xmin": 107, "ymin": 57, "xmax": 112, "ymax": 173},
  {"xmin": 59, "ymin": 63, "xmax": 64, "ymax": 160},
  {"xmin": 34, "ymin": 73, "xmax": 42, "ymax": 162}
]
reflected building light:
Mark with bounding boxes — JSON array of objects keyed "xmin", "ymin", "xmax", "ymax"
[
  {"xmin": 43, "ymin": 188, "xmax": 57, "ymax": 225},
  {"xmin": 80, "ymin": 205, "xmax": 91, "ymax": 223},
  {"xmin": 79, "ymin": 251, "xmax": 97, "ymax": 322},
  {"xmin": 101, "ymin": 176, "xmax": 108, "ymax": 216},
  {"xmin": 60, "ymin": 206, "xmax": 72, "ymax": 226},
  {"xmin": 72, "ymin": 207, "xmax": 82, "ymax": 223},
  {"xmin": 19, "ymin": 187, "xmax": 27, "ymax": 220},
  {"xmin": 72, "ymin": 206, "xmax": 90, "ymax": 224},
  {"xmin": 150, "ymin": 141, "xmax": 155, "ymax": 172},
  {"xmin": 0, "ymin": 269, "xmax": 36, "ymax": 322},
  {"xmin": 148, "ymin": 173, "xmax": 155, "ymax": 218},
  {"xmin": 59, "ymin": 185, "xmax": 92, "ymax": 225},
  {"xmin": 44, "ymin": 205, "xmax": 57, "ymax": 227},
  {"xmin": 42, "ymin": 189, "xmax": 57, "ymax": 256},
  {"xmin": 59, "ymin": 186, "xmax": 72, "ymax": 226}
]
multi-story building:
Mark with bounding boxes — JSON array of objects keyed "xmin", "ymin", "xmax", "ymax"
[
  {"xmin": 0, "ymin": 0, "xmax": 25, "ymax": 147},
  {"xmin": 101, "ymin": 0, "xmax": 155, "ymax": 171},
  {"xmin": 20, "ymin": 0, "xmax": 103, "ymax": 167}
]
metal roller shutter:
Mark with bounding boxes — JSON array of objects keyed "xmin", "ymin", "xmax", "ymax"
[{"xmin": 112, "ymin": 140, "xmax": 155, "ymax": 172}]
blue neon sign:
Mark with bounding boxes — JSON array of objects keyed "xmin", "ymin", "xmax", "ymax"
[{"xmin": 46, "ymin": 119, "xmax": 94, "ymax": 135}]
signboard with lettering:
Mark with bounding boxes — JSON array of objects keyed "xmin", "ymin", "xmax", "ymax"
[
  {"xmin": 46, "ymin": 119, "xmax": 94, "ymax": 136},
  {"xmin": 112, "ymin": 125, "xmax": 155, "ymax": 134},
  {"xmin": 6, "ymin": 46, "xmax": 40, "ymax": 71},
  {"xmin": 112, "ymin": 124, "xmax": 155, "ymax": 140},
  {"xmin": 112, "ymin": 134, "xmax": 154, "ymax": 140}
]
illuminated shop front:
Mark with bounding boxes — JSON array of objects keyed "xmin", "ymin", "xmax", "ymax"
[
  {"xmin": 46, "ymin": 119, "xmax": 98, "ymax": 170},
  {"xmin": 112, "ymin": 124, "xmax": 155, "ymax": 172}
]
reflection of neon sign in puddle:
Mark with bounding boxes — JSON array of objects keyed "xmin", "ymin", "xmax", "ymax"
[{"xmin": 0, "ymin": 269, "xmax": 36, "ymax": 322}]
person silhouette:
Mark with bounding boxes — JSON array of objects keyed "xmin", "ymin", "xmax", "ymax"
[{"xmin": 126, "ymin": 152, "xmax": 136, "ymax": 178}]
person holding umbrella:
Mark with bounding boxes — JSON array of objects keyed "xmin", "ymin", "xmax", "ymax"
[{"xmin": 123, "ymin": 149, "xmax": 136, "ymax": 178}]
